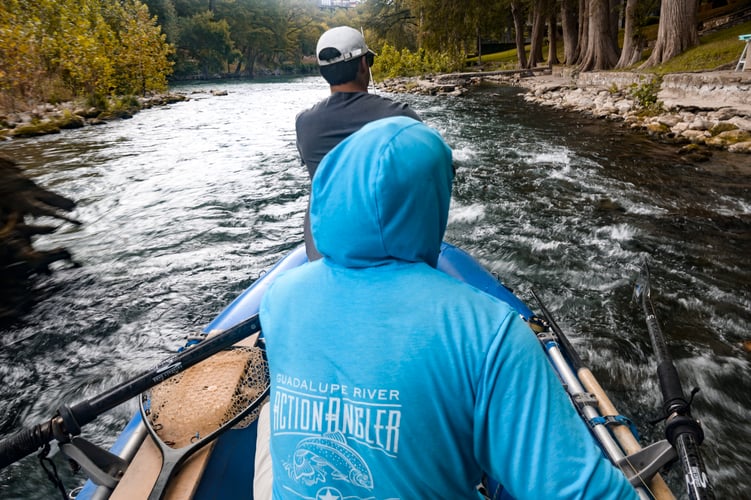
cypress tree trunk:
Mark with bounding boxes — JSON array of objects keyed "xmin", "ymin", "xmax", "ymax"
[
  {"xmin": 528, "ymin": 0, "xmax": 547, "ymax": 68},
  {"xmin": 548, "ymin": 10, "xmax": 559, "ymax": 66},
  {"xmin": 616, "ymin": 0, "xmax": 644, "ymax": 68},
  {"xmin": 578, "ymin": 0, "xmax": 619, "ymax": 71},
  {"xmin": 575, "ymin": 0, "xmax": 589, "ymax": 65},
  {"xmin": 640, "ymin": 0, "xmax": 699, "ymax": 68},
  {"xmin": 561, "ymin": 0, "xmax": 579, "ymax": 65},
  {"xmin": 511, "ymin": 0, "xmax": 529, "ymax": 69}
]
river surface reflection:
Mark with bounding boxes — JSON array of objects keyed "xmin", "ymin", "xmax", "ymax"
[{"xmin": 0, "ymin": 77, "xmax": 748, "ymax": 499}]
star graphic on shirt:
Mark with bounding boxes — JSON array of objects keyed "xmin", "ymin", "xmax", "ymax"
[{"xmin": 316, "ymin": 487, "xmax": 341, "ymax": 500}]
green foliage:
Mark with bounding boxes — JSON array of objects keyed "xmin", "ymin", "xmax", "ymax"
[
  {"xmin": 50, "ymin": 0, "xmax": 118, "ymax": 96},
  {"xmin": 111, "ymin": 0, "xmax": 174, "ymax": 95},
  {"xmin": 628, "ymin": 76, "xmax": 664, "ymax": 114},
  {"xmin": 114, "ymin": 95, "xmax": 141, "ymax": 111},
  {"xmin": 144, "ymin": 0, "xmax": 179, "ymax": 43},
  {"xmin": 0, "ymin": 0, "xmax": 173, "ymax": 111},
  {"xmin": 0, "ymin": 0, "xmax": 56, "ymax": 109},
  {"xmin": 57, "ymin": 109, "xmax": 85, "ymax": 129},
  {"xmin": 177, "ymin": 11, "xmax": 235, "ymax": 78},
  {"xmin": 406, "ymin": 0, "xmax": 482, "ymax": 55},
  {"xmin": 373, "ymin": 44, "xmax": 463, "ymax": 79},
  {"xmin": 85, "ymin": 92, "xmax": 109, "ymax": 110},
  {"xmin": 360, "ymin": 0, "xmax": 418, "ymax": 51}
]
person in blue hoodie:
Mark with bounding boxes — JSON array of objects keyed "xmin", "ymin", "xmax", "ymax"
[{"xmin": 259, "ymin": 117, "xmax": 637, "ymax": 499}]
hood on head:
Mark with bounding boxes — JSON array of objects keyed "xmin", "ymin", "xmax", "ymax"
[{"xmin": 311, "ymin": 116, "xmax": 453, "ymax": 268}]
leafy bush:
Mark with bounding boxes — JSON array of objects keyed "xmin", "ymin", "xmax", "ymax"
[
  {"xmin": 113, "ymin": 95, "xmax": 141, "ymax": 112},
  {"xmin": 85, "ymin": 92, "xmax": 109, "ymax": 111},
  {"xmin": 372, "ymin": 44, "xmax": 463, "ymax": 79},
  {"xmin": 628, "ymin": 76, "xmax": 663, "ymax": 113}
]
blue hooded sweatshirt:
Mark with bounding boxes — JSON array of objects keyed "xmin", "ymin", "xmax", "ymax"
[{"xmin": 260, "ymin": 117, "xmax": 637, "ymax": 499}]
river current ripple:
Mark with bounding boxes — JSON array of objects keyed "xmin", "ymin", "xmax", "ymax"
[{"xmin": 0, "ymin": 77, "xmax": 749, "ymax": 499}]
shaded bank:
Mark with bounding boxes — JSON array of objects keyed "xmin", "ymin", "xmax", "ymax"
[{"xmin": 0, "ymin": 158, "xmax": 79, "ymax": 322}]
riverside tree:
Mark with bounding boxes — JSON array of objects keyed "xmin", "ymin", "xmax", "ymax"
[
  {"xmin": 0, "ymin": 0, "xmax": 173, "ymax": 110},
  {"xmin": 112, "ymin": 0, "xmax": 174, "ymax": 95},
  {"xmin": 640, "ymin": 0, "xmax": 700, "ymax": 68},
  {"xmin": 361, "ymin": 0, "xmax": 713, "ymax": 74},
  {"xmin": 177, "ymin": 11, "xmax": 236, "ymax": 77},
  {"xmin": 616, "ymin": 0, "xmax": 658, "ymax": 69},
  {"xmin": 143, "ymin": 0, "xmax": 323, "ymax": 78},
  {"xmin": 578, "ymin": 0, "xmax": 619, "ymax": 71},
  {"xmin": 560, "ymin": 0, "xmax": 579, "ymax": 64},
  {"xmin": 359, "ymin": 0, "xmax": 417, "ymax": 51}
]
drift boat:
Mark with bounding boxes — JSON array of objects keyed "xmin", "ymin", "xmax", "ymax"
[{"xmin": 0, "ymin": 244, "xmax": 711, "ymax": 500}]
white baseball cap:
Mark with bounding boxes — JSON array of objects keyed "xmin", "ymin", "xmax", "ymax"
[{"xmin": 316, "ymin": 26, "xmax": 375, "ymax": 66}]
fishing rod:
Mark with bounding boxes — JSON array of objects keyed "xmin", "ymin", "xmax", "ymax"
[
  {"xmin": 0, "ymin": 314, "xmax": 262, "ymax": 471},
  {"xmin": 530, "ymin": 290, "xmax": 674, "ymax": 500},
  {"xmin": 634, "ymin": 263, "xmax": 714, "ymax": 500}
]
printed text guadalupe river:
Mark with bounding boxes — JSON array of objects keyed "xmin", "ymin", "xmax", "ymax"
[{"xmin": 0, "ymin": 77, "xmax": 749, "ymax": 499}]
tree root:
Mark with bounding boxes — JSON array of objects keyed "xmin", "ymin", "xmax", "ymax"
[{"xmin": 0, "ymin": 156, "xmax": 79, "ymax": 322}]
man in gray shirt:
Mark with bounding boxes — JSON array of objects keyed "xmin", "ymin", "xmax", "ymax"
[{"xmin": 296, "ymin": 26, "xmax": 421, "ymax": 260}]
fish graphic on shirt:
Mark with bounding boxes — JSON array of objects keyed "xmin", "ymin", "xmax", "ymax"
[{"xmin": 289, "ymin": 432, "xmax": 374, "ymax": 490}]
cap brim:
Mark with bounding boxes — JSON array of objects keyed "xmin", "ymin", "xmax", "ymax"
[{"xmin": 318, "ymin": 48, "xmax": 376, "ymax": 66}]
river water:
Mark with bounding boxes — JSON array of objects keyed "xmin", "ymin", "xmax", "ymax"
[{"xmin": 0, "ymin": 77, "xmax": 748, "ymax": 499}]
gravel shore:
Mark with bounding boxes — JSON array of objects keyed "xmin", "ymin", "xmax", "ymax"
[{"xmin": 379, "ymin": 68, "xmax": 751, "ymax": 154}]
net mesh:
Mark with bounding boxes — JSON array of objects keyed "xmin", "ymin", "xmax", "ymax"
[{"xmin": 143, "ymin": 346, "xmax": 268, "ymax": 448}]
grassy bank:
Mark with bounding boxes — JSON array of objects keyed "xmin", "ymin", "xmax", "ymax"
[{"xmin": 468, "ymin": 20, "xmax": 751, "ymax": 75}]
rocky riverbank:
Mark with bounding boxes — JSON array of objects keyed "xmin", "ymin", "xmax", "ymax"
[
  {"xmin": 0, "ymin": 93, "xmax": 189, "ymax": 139},
  {"xmin": 379, "ymin": 68, "xmax": 751, "ymax": 154}
]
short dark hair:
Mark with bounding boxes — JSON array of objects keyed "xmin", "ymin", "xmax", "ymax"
[{"xmin": 320, "ymin": 56, "xmax": 362, "ymax": 85}]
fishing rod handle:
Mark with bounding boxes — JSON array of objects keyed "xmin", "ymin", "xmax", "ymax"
[
  {"xmin": 0, "ymin": 418, "xmax": 57, "ymax": 469},
  {"xmin": 657, "ymin": 360, "xmax": 688, "ymax": 414}
]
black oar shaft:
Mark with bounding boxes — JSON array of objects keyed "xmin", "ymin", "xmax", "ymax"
[
  {"xmin": 85, "ymin": 315, "xmax": 259, "ymax": 421},
  {"xmin": 643, "ymin": 296, "xmax": 673, "ymax": 363},
  {"xmin": 0, "ymin": 314, "xmax": 261, "ymax": 470},
  {"xmin": 530, "ymin": 290, "xmax": 583, "ymax": 368}
]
